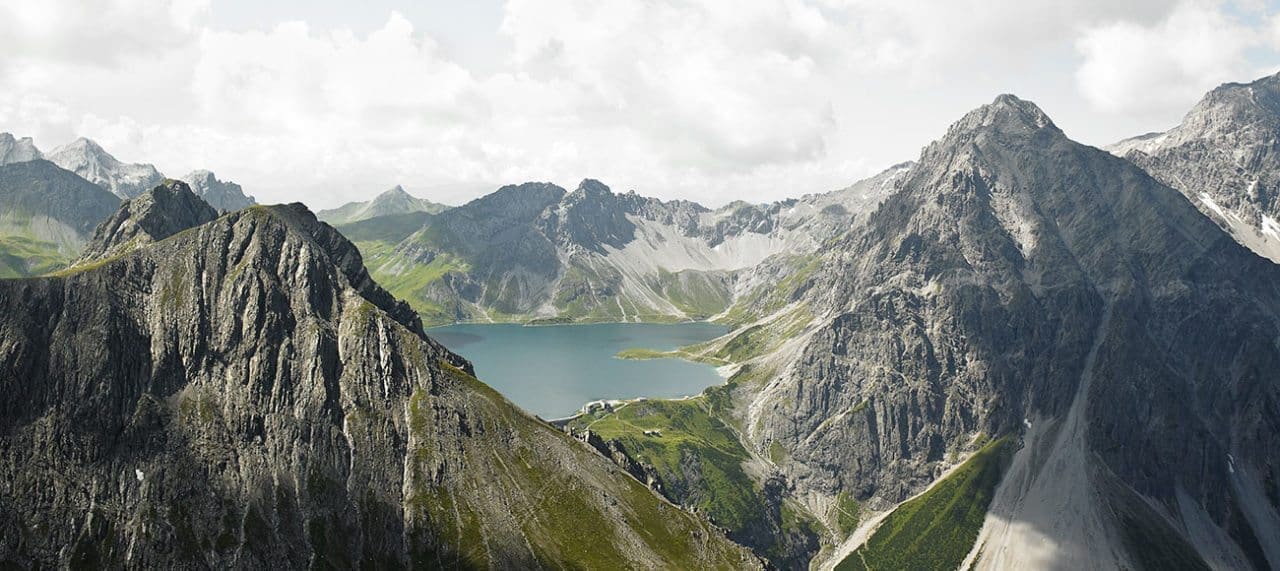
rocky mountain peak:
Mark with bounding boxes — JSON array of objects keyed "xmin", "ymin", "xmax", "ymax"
[
  {"xmin": 1174, "ymin": 72, "xmax": 1280, "ymax": 141},
  {"xmin": 547, "ymin": 179, "xmax": 634, "ymax": 252},
  {"xmin": 944, "ymin": 94, "xmax": 1057, "ymax": 140},
  {"xmin": 59, "ymin": 137, "xmax": 103, "ymax": 154},
  {"xmin": 0, "ymin": 133, "xmax": 42, "ymax": 166},
  {"xmin": 370, "ymin": 184, "xmax": 415, "ymax": 206},
  {"xmin": 571, "ymin": 178, "xmax": 614, "ymax": 198},
  {"xmin": 1106, "ymin": 71, "xmax": 1280, "ymax": 262},
  {"xmin": 77, "ymin": 179, "xmax": 220, "ymax": 263},
  {"xmin": 471, "ymin": 181, "xmax": 566, "ymax": 217}
]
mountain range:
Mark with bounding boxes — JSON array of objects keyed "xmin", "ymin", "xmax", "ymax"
[
  {"xmin": 2, "ymin": 71, "xmax": 1280, "ymax": 570},
  {"xmin": 0, "ymin": 133, "xmax": 255, "ymax": 209},
  {"xmin": 0, "ymin": 182, "xmax": 759, "ymax": 568},
  {"xmin": 339, "ymin": 165, "xmax": 909, "ymax": 326}
]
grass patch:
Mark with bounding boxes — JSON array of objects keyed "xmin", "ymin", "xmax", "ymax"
[
  {"xmin": 0, "ymin": 234, "xmax": 72, "ymax": 277},
  {"xmin": 718, "ymin": 254, "xmax": 821, "ymax": 326},
  {"xmin": 768, "ymin": 441, "xmax": 787, "ymax": 464},
  {"xmin": 835, "ymin": 492, "xmax": 861, "ymax": 535},
  {"xmin": 567, "ymin": 398, "xmax": 760, "ymax": 533},
  {"xmin": 615, "ymin": 347, "xmax": 731, "ymax": 366},
  {"xmin": 835, "ymin": 436, "xmax": 1014, "ymax": 571},
  {"xmin": 656, "ymin": 268, "xmax": 733, "ymax": 319},
  {"xmin": 359, "ymin": 246, "xmax": 469, "ymax": 325}
]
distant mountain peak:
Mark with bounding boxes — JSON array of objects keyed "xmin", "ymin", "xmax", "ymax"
[
  {"xmin": 1107, "ymin": 71, "xmax": 1280, "ymax": 262},
  {"xmin": 180, "ymin": 169, "xmax": 255, "ymax": 212},
  {"xmin": 63, "ymin": 136, "xmax": 104, "ymax": 153},
  {"xmin": 574, "ymin": 178, "xmax": 613, "ymax": 196},
  {"xmin": 317, "ymin": 184, "xmax": 451, "ymax": 225},
  {"xmin": 372, "ymin": 184, "xmax": 414, "ymax": 203},
  {"xmin": 47, "ymin": 137, "xmax": 164, "ymax": 199}
]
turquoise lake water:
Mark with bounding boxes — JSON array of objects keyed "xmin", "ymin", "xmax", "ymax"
[{"xmin": 428, "ymin": 322, "xmax": 727, "ymax": 419}]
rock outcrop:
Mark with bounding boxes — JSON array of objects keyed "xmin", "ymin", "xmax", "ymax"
[{"xmin": 76, "ymin": 179, "xmax": 220, "ymax": 263}]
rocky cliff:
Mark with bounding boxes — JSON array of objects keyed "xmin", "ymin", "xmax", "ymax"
[
  {"xmin": 75, "ymin": 179, "xmax": 220, "ymax": 263},
  {"xmin": 0, "ymin": 189, "xmax": 759, "ymax": 569}
]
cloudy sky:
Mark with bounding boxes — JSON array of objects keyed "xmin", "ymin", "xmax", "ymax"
[{"xmin": 2, "ymin": 0, "xmax": 1279, "ymax": 208}]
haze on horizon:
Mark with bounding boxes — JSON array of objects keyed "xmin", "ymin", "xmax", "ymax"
[{"xmin": 2, "ymin": 0, "xmax": 1279, "ymax": 209}]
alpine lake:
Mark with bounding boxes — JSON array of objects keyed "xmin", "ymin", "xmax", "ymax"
[{"xmin": 428, "ymin": 322, "xmax": 728, "ymax": 419}]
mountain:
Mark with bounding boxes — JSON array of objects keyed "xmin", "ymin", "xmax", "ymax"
[
  {"xmin": 0, "ymin": 184, "xmax": 759, "ymax": 568},
  {"xmin": 46, "ymin": 138, "xmax": 165, "ymax": 200},
  {"xmin": 352, "ymin": 167, "xmax": 908, "ymax": 326},
  {"xmin": 1109, "ymin": 71, "xmax": 1280, "ymax": 262},
  {"xmin": 180, "ymin": 170, "xmax": 256, "ymax": 212},
  {"xmin": 0, "ymin": 133, "xmax": 42, "ymax": 166},
  {"xmin": 317, "ymin": 185, "xmax": 450, "ymax": 225},
  {"xmin": 0, "ymin": 159, "xmax": 120, "ymax": 277},
  {"xmin": 578, "ymin": 95, "xmax": 1280, "ymax": 570}
]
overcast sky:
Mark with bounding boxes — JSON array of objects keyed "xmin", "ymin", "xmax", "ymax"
[{"xmin": 2, "ymin": 0, "xmax": 1279, "ymax": 208}]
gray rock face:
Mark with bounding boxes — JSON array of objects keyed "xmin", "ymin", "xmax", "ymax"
[
  {"xmin": 742, "ymin": 95, "xmax": 1280, "ymax": 568},
  {"xmin": 77, "ymin": 179, "xmax": 220, "ymax": 263},
  {"xmin": 0, "ymin": 194, "xmax": 758, "ymax": 569},
  {"xmin": 46, "ymin": 138, "xmax": 165, "ymax": 200},
  {"xmin": 1110, "ymin": 72, "xmax": 1280, "ymax": 262},
  {"xmin": 0, "ymin": 133, "xmax": 42, "ymax": 166},
  {"xmin": 180, "ymin": 170, "xmax": 256, "ymax": 212}
]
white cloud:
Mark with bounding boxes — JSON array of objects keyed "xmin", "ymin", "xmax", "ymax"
[
  {"xmin": 1075, "ymin": 1, "xmax": 1260, "ymax": 116},
  {"xmin": 1, "ymin": 1, "xmax": 1278, "ymax": 208},
  {"xmin": 0, "ymin": 0, "xmax": 207, "ymax": 68}
]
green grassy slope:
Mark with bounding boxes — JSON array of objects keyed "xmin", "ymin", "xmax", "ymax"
[
  {"xmin": 567, "ymin": 398, "xmax": 820, "ymax": 566},
  {"xmin": 835, "ymin": 437, "xmax": 1014, "ymax": 571},
  {"xmin": 0, "ymin": 234, "xmax": 72, "ymax": 277}
]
